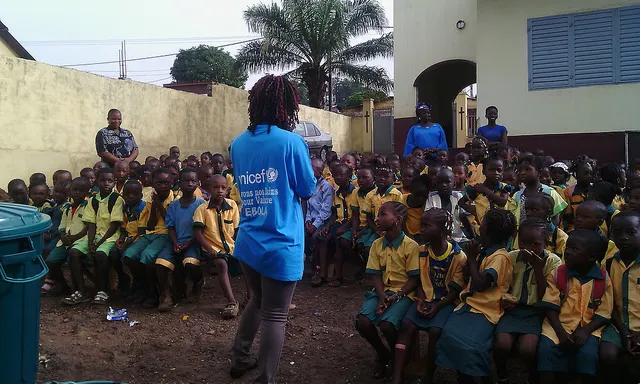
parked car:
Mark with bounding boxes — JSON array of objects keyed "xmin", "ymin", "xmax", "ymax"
[{"xmin": 294, "ymin": 121, "xmax": 333, "ymax": 161}]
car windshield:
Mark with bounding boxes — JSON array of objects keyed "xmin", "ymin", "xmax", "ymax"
[{"xmin": 294, "ymin": 123, "xmax": 306, "ymax": 136}]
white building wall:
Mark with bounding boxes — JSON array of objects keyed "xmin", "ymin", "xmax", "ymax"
[
  {"xmin": 394, "ymin": 0, "xmax": 477, "ymax": 119},
  {"xmin": 477, "ymin": 0, "xmax": 640, "ymax": 136}
]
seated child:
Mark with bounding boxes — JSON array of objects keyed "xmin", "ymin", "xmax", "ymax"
[
  {"xmin": 588, "ymin": 181, "xmax": 620, "ymax": 237},
  {"xmin": 184, "ymin": 156, "xmax": 198, "ymax": 169},
  {"xmin": 549, "ymin": 162, "xmax": 570, "ymax": 197},
  {"xmin": 497, "ymin": 146, "xmax": 512, "ymax": 168},
  {"xmin": 436, "ymin": 209, "xmax": 517, "ymax": 381},
  {"xmin": 402, "ymin": 175, "xmax": 429, "ymax": 244},
  {"xmin": 170, "ymin": 146, "xmax": 180, "ymax": 159},
  {"xmin": 623, "ymin": 173, "xmax": 640, "ymax": 204},
  {"xmin": 398, "ymin": 166, "xmax": 416, "ymax": 195},
  {"xmin": 600, "ymin": 163, "xmax": 626, "ymax": 210},
  {"xmin": 494, "ymin": 218, "xmax": 562, "ymax": 383},
  {"xmin": 452, "ymin": 163, "xmax": 468, "ymax": 192},
  {"xmin": 353, "ymin": 167, "xmax": 378, "ymax": 269},
  {"xmin": 306, "ymin": 158, "xmax": 334, "ymax": 285},
  {"xmin": 113, "ymin": 160, "xmax": 130, "ymax": 195},
  {"xmin": 436, "ymin": 149, "xmax": 449, "ymax": 167},
  {"xmin": 193, "ymin": 174, "xmax": 242, "ymax": 319},
  {"xmin": 392, "ymin": 209, "xmax": 467, "ymax": 384},
  {"xmin": 29, "ymin": 173, "xmax": 46, "ymax": 188},
  {"xmin": 200, "ymin": 151, "xmax": 213, "ymax": 167},
  {"xmin": 600, "ymin": 212, "xmax": 640, "ymax": 382},
  {"xmin": 411, "ymin": 157, "xmax": 428, "ymax": 176},
  {"xmin": 502, "ymin": 167, "xmax": 519, "ymax": 190},
  {"xmin": 111, "ymin": 180, "xmax": 146, "ymax": 296},
  {"xmin": 80, "ymin": 167, "xmax": 97, "ymax": 196},
  {"xmin": 516, "ymin": 192, "xmax": 568, "ymax": 257},
  {"xmin": 129, "ymin": 160, "xmax": 141, "ymax": 178},
  {"xmin": 537, "ymin": 229, "xmax": 612, "ymax": 381},
  {"xmin": 28, "ymin": 183, "xmax": 54, "ymax": 213},
  {"xmin": 315, "ymin": 164, "xmax": 358, "ymax": 288},
  {"xmin": 155, "ymin": 168, "xmax": 205, "ymax": 312},
  {"xmin": 41, "ymin": 177, "xmax": 89, "ymax": 296},
  {"xmin": 412, "ymin": 147, "xmax": 425, "ymax": 160},
  {"xmin": 166, "ymin": 163, "xmax": 181, "ymax": 198},
  {"xmin": 563, "ymin": 158, "xmax": 594, "ymax": 232},
  {"xmin": 44, "ymin": 180, "xmax": 72, "ymax": 257},
  {"xmin": 363, "ymin": 165, "xmax": 404, "ymax": 236},
  {"xmin": 137, "ymin": 165, "xmax": 154, "ymax": 202},
  {"xmin": 63, "ymin": 168, "xmax": 125, "ymax": 305},
  {"xmin": 386, "ymin": 155, "xmax": 402, "ymax": 189},
  {"xmin": 93, "ymin": 161, "xmax": 109, "ymax": 174},
  {"xmin": 454, "ymin": 152, "xmax": 469, "ymax": 167},
  {"xmin": 425, "ymin": 168, "xmax": 472, "ymax": 243},
  {"xmin": 146, "ymin": 157, "xmax": 161, "ymax": 172},
  {"xmin": 426, "ymin": 163, "xmax": 442, "ymax": 191},
  {"xmin": 7, "ymin": 179, "xmax": 30, "ymax": 204},
  {"xmin": 195, "ymin": 164, "xmax": 215, "ymax": 201},
  {"xmin": 52, "ymin": 170, "xmax": 72, "ymax": 186},
  {"xmin": 467, "ymin": 136, "xmax": 488, "ymax": 186},
  {"xmin": 124, "ymin": 168, "xmax": 177, "ymax": 308},
  {"xmin": 459, "ymin": 157, "xmax": 514, "ymax": 236},
  {"xmin": 355, "ymin": 202, "xmax": 419, "ymax": 379}
]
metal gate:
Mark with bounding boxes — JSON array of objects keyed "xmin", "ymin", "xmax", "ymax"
[{"xmin": 373, "ymin": 107, "xmax": 394, "ymax": 154}]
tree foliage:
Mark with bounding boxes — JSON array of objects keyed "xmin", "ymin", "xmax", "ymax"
[
  {"xmin": 236, "ymin": 0, "xmax": 393, "ymax": 108},
  {"xmin": 345, "ymin": 89, "xmax": 388, "ymax": 108},
  {"xmin": 170, "ymin": 45, "xmax": 248, "ymax": 88}
]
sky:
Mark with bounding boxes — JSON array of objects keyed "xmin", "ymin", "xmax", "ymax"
[{"xmin": 3, "ymin": 0, "xmax": 394, "ymax": 89}]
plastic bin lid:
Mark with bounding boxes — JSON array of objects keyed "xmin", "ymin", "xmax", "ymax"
[{"xmin": 0, "ymin": 203, "xmax": 51, "ymax": 240}]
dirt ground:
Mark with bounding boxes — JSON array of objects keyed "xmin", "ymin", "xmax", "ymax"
[{"xmin": 37, "ymin": 263, "xmax": 527, "ymax": 384}]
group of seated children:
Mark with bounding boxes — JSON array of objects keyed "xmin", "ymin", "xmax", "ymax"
[{"xmin": 5, "ymin": 147, "xmax": 245, "ymax": 319}]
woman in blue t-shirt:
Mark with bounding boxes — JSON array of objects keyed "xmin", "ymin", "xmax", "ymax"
[
  {"xmin": 403, "ymin": 103, "xmax": 448, "ymax": 158},
  {"xmin": 229, "ymin": 75, "xmax": 316, "ymax": 383},
  {"xmin": 477, "ymin": 105, "xmax": 508, "ymax": 146}
]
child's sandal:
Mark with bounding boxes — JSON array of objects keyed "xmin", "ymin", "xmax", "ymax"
[
  {"xmin": 328, "ymin": 277, "xmax": 343, "ymax": 288},
  {"xmin": 40, "ymin": 279, "xmax": 56, "ymax": 295},
  {"xmin": 311, "ymin": 273, "xmax": 325, "ymax": 287},
  {"xmin": 222, "ymin": 302, "xmax": 239, "ymax": 319},
  {"xmin": 62, "ymin": 291, "xmax": 92, "ymax": 306},
  {"xmin": 93, "ymin": 291, "xmax": 110, "ymax": 305}
]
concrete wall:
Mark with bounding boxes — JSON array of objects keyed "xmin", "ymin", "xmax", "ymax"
[
  {"xmin": 0, "ymin": 56, "xmax": 354, "ymax": 188},
  {"xmin": 477, "ymin": 0, "xmax": 640, "ymax": 137},
  {"xmin": 394, "ymin": 0, "xmax": 477, "ymax": 119},
  {"xmin": 0, "ymin": 38, "xmax": 18, "ymax": 58}
]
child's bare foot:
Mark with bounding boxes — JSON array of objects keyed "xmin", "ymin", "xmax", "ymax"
[{"xmin": 328, "ymin": 277, "xmax": 343, "ymax": 287}]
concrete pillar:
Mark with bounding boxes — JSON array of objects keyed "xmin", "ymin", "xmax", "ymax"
[
  {"xmin": 362, "ymin": 98, "xmax": 374, "ymax": 153},
  {"xmin": 453, "ymin": 93, "xmax": 468, "ymax": 148}
]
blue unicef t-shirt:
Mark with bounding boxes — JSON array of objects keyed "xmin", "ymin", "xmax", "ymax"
[
  {"xmin": 478, "ymin": 124, "xmax": 507, "ymax": 143},
  {"xmin": 231, "ymin": 124, "xmax": 316, "ymax": 281},
  {"xmin": 165, "ymin": 197, "xmax": 205, "ymax": 243}
]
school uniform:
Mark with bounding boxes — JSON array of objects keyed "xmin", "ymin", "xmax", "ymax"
[
  {"xmin": 194, "ymin": 186, "xmax": 210, "ymax": 201},
  {"xmin": 89, "ymin": 185, "xmax": 100, "ymax": 197},
  {"xmin": 537, "ymin": 264, "xmax": 613, "ymax": 376},
  {"xmin": 397, "ymin": 186, "xmax": 411, "ymax": 196},
  {"xmin": 123, "ymin": 193, "xmax": 176, "ymax": 265},
  {"xmin": 354, "ymin": 187, "xmax": 377, "ymax": 247},
  {"xmin": 496, "ymin": 250, "xmax": 562, "ymax": 335},
  {"xmin": 600, "ymin": 252, "xmax": 640, "ymax": 350},
  {"xmin": 467, "ymin": 162, "xmax": 485, "ymax": 186},
  {"xmin": 156, "ymin": 197, "xmax": 205, "ymax": 271},
  {"xmin": 436, "ymin": 246, "xmax": 513, "ymax": 377},
  {"xmin": 358, "ymin": 233, "xmax": 420, "ymax": 329},
  {"xmin": 142, "ymin": 186, "xmax": 154, "ymax": 203},
  {"xmin": 509, "ymin": 185, "xmax": 568, "ymax": 226},
  {"xmin": 47, "ymin": 202, "xmax": 88, "ymax": 264},
  {"xmin": 513, "ymin": 223, "xmax": 568, "ymax": 256},
  {"xmin": 404, "ymin": 242, "xmax": 467, "ymax": 330},
  {"xmin": 358, "ymin": 186, "xmax": 404, "ymax": 247},
  {"xmin": 74, "ymin": 192, "xmax": 124, "ymax": 256},
  {"xmin": 402, "ymin": 194, "xmax": 425, "ymax": 243},
  {"xmin": 122, "ymin": 201, "xmax": 146, "ymax": 239},
  {"xmin": 229, "ymin": 183, "xmax": 241, "ymax": 209},
  {"xmin": 33, "ymin": 200, "xmax": 54, "ymax": 215},
  {"xmin": 463, "ymin": 182, "xmax": 515, "ymax": 235},
  {"xmin": 599, "ymin": 206, "xmax": 620, "ymax": 238},
  {"xmin": 321, "ymin": 184, "xmax": 358, "ymax": 242},
  {"xmin": 45, "ymin": 201, "xmax": 70, "ymax": 251},
  {"xmin": 612, "ymin": 194, "xmax": 625, "ymax": 211},
  {"xmin": 425, "ymin": 191, "xmax": 469, "ymax": 244},
  {"xmin": 192, "ymin": 198, "xmax": 240, "ymax": 269},
  {"xmin": 393, "ymin": 172, "xmax": 402, "ymax": 189},
  {"xmin": 563, "ymin": 184, "xmax": 589, "ymax": 232}
]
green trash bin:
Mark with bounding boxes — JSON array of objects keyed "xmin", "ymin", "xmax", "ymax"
[{"xmin": 0, "ymin": 203, "xmax": 51, "ymax": 384}]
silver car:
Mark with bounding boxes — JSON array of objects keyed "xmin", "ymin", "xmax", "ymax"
[{"xmin": 294, "ymin": 121, "xmax": 333, "ymax": 161}]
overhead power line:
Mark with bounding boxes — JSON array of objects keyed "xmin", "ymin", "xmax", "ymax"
[
  {"xmin": 22, "ymin": 35, "xmax": 260, "ymax": 46},
  {"xmin": 60, "ymin": 37, "xmax": 263, "ymax": 67}
]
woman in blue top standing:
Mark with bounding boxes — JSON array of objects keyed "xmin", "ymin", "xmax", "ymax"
[
  {"xmin": 477, "ymin": 105, "xmax": 508, "ymax": 147},
  {"xmin": 403, "ymin": 102, "xmax": 448, "ymax": 158},
  {"xmin": 229, "ymin": 75, "xmax": 316, "ymax": 384}
]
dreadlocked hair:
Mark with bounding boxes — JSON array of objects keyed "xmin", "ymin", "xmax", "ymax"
[
  {"xmin": 247, "ymin": 75, "xmax": 300, "ymax": 134},
  {"xmin": 423, "ymin": 208, "xmax": 454, "ymax": 237},
  {"xmin": 483, "ymin": 209, "xmax": 517, "ymax": 244},
  {"xmin": 387, "ymin": 201, "xmax": 409, "ymax": 225},
  {"xmin": 518, "ymin": 217, "xmax": 550, "ymax": 239}
]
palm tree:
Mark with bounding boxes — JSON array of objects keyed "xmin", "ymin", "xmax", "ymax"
[{"xmin": 236, "ymin": 0, "xmax": 393, "ymax": 108}]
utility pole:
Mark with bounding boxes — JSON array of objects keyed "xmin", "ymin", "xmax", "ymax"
[{"xmin": 118, "ymin": 40, "xmax": 128, "ymax": 79}]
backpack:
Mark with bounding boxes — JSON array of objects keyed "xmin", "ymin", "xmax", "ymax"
[
  {"xmin": 91, "ymin": 193, "xmax": 120, "ymax": 215},
  {"xmin": 555, "ymin": 264, "xmax": 607, "ymax": 310}
]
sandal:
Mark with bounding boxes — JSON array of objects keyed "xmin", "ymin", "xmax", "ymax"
[
  {"xmin": 93, "ymin": 291, "xmax": 110, "ymax": 305},
  {"xmin": 311, "ymin": 273, "xmax": 325, "ymax": 287},
  {"xmin": 328, "ymin": 277, "xmax": 343, "ymax": 288},
  {"xmin": 41, "ymin": 279, "xmax": 56, "ymax": 295},
  {"xmin": 62, "ymin": 291, "xmax": 92, "ymax": 306},
  {"xmin": 222, "ymin": 301, "xmax": 239, "ymax": 319}
]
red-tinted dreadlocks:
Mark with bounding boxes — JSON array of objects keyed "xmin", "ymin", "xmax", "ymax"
[{"xmin": 247, "ymin": 75, "xmax": 300, "ymax": 134}]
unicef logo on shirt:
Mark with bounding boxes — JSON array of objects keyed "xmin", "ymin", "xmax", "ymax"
[{"xmin": 266, "ymin": 168, "xmax": 278, "ymax": 182}]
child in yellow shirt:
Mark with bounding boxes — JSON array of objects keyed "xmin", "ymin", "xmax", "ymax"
[
  {"xmin": 436, "ymin": 209, "xmax": 517, "ymax": 381},
  {"xmin": 401, "ymin": 175, "xmax": 429, "ymax": 244}
]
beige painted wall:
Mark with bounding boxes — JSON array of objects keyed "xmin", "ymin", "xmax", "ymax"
[
  {"xmin": 0, "ymin": 38, "xmax": 18, "ymax": 58},
  {"xmin": 477, "ymin": 0, "xmax": 640, "ymax": 136},
  {"xmin": 394, "ymin": 0, "xmax": 477, "ymax": 119},
  {"xmin": 0, "ymin": 56, "xmax": 353, "ymax": 188}
]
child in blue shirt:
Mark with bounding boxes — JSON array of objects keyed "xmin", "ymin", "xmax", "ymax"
[
  {"xmin": 307, "ymin": 158, "xmax": 334, "ymax": 285},
  {"xmin": 156, "ymin": 168, "xmax": 205, "ymax": 312}
]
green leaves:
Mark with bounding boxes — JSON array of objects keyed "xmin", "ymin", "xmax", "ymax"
[{"xmin": 170, "ymin": 45, "xmax": 248, "ymax": 88}]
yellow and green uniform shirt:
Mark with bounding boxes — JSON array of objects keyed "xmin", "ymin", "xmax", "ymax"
[
  {"xmin": 418, "ymin": 242, "xmax": 467, "ymax": 302},
  {"xmin": 506, "ymin": 249, "xmax": 562, "ymax": 306},
  {"xmin": 467, "ymin": 162, "xmax": 485, "ymax": 186},
  {"xmin": 56, "ymin": 202, "xmax": 88, "ymax": 247},
  {"xmin": 122, "ymin": 200, "xmax": 146, "ymax": 238},
  {"xmin": 333, "ymin": 184, "xmax": 358, "ymax": 223},
  {"xmin": 363, "ymin": 186, "xmax": 404, "ymax": 220},
  {"xmin": 83, "ymin": 192, "xmax": 124, "ymax": 242},
  {"xmin": 138, "ymin": 193, "xmax": 176, "ymax": 235},
  {"xmin": 402, "ymin": 194, "xmax": 426, "ymax": 237},
  {"xmin": 193, "ymin": 198, "xmax": 239, "ymax": 255},
  {"xmin": 606, "ymin": 252, "xmax": 640, "ymax": 332},
  {"xmin": 365, "ymin": 232, "xmax": 420, "ymax": 299}
]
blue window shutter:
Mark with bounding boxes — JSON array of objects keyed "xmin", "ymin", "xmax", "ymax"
[
  {"xmin": 528, "ymin": 15, "xmax": 571, "ymax": 90},
  {"xmin": 573, "ymin": 10, "xmax": 615, "ymax": 86},
  {"xmin": 619, "ymin": 6, "xmax": 640, "ymax": 83}
]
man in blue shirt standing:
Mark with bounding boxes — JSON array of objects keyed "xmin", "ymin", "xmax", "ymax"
[{"xmin": 229, "ymin": 75, "xmax": 316, "ymax": 384}]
